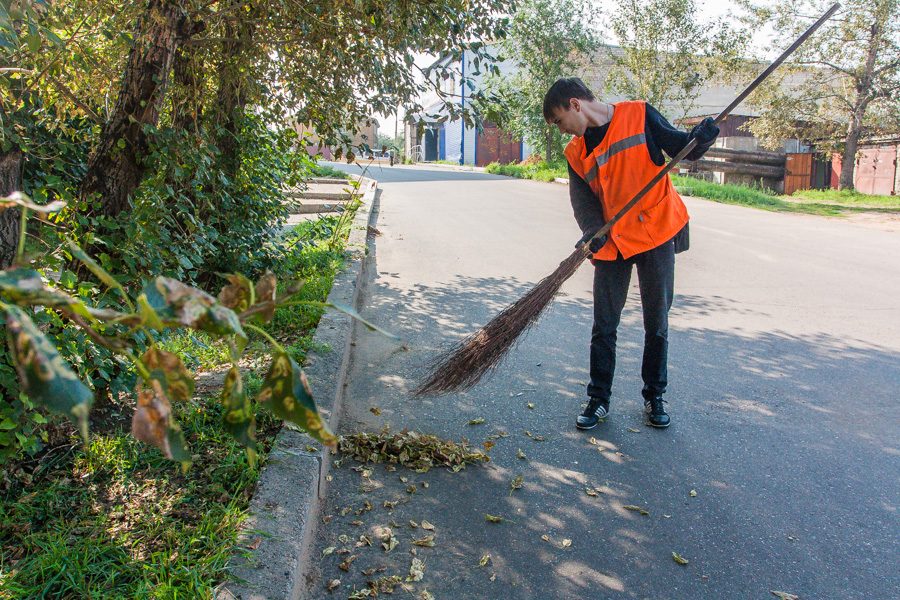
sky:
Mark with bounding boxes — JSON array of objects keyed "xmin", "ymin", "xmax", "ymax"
[{"xmin": 374, "ymin": 0, "xmax": 776, "ymax": 138}]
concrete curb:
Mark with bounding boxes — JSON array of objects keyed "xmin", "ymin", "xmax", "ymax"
[
  {"xmin": 217, "ymin": 177, "xmax": 379, "ymax": 600},
  {"xmin": 411, "ymin": 162, "xmax": 487, "ymax": 173}
]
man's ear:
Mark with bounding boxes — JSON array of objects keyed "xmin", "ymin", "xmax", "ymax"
[{"xmin": 569, "ymin": 98, "xmax": 581, "ymax": 112}]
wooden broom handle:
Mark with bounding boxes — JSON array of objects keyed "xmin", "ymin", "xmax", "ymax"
[{"xmin": 584, "ymin": 2, "xmax": 841, "ymax": 251}]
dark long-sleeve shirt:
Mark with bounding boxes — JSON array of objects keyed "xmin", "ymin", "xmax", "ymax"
[{"xmin": 568, "ymin": 103, "xmax": 714, "ymax": 236}]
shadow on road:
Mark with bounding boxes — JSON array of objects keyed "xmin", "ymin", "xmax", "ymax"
[{"xmin": 308, "ymin": 252, "xmax": 899, "ymax": 598}]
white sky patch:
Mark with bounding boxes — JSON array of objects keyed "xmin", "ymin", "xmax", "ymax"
[{"xmin": 375, "ymin": 0, "xmax": 778, "ymax": 136}]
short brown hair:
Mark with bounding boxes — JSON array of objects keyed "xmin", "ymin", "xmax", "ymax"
[{"xmin": 543, "ymin": 77, "xmax": 595, "ymax": 121}]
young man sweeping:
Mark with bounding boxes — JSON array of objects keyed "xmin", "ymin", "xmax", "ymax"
[{"xmin": 543, "ymin": 77, "xmax": 719, "ymax": 430}]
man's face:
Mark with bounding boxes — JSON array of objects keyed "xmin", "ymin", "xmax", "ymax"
[{"xmin": 547, "ymin": 99, "xmax": 587, "ymax": 137}]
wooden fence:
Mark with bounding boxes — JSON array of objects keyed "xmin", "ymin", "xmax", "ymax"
[{"xmin": 682, "ymin": 148, "xmax": 833, "ymax": 194}]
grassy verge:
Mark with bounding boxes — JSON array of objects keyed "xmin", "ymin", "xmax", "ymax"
[
  {"xmin": 482, "ymin": 158, "xmax": 897, "ymax": 217},
  {"xmin": 0, "ymin": 210, "xmax": 357, "ymax": 598},
  {"xmin": 484, "ymin": 160, "xmax": 567, "ymax": 182},
  {"xmin": 672, "ymin": 175, "xmax": 899, "ymax": 216},
  {"xmin": 309, "ymin": 163, "xmax": 352, "ymax": 179},
  {"xmin": 788, "ymin": 188, "xmax": 900, "ymax": 210}
]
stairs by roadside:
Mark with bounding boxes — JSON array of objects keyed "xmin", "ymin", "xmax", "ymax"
[{"xmin": 282, "ymin": 175, "xmax": 376, "ymax": 229}]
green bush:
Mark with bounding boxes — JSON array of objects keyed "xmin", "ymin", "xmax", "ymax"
[{"xmin": 484, "ymin": 160, "xmax": 568, "ymax": 182}]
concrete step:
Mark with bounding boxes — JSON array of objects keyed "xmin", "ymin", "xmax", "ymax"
[
  {"xmin": 284, "ymin": 190, "xmax": 351, "ymax": 201},
  {"xmin": 285, "ymin": 200, "xmax": 353, "ymax": 214}
]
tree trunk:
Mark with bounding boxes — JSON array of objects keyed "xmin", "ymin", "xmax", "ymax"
[
  {"xmin": 172, "ymin": 21, "xmax": 207, "ymax": 132},
  {"xmin": 79, "ymin": 0, "xmax": 189, "ymax": 219},
  {"xmin": 839, "ymin": 19, "xmax": 882, "ymax": 191},
  {"xmin": 0, "ymin": 150, "xmax": 23, "ymax": 268},
  {"xmin": 214, "ymin": 6, "xmax": 257, "ymax": 183},
  {"xmin": 838, "ymin": 119, "xmax": 863, "ymax": 191}
]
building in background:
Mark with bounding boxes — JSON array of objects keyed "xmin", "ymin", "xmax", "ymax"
[
  {"xmin": 294, "ymin": 120, "xmax": 378, "ymax": 160},
  {"xmin": 405, "ymin": 50, "xmax": 532, "ymax": 167}
]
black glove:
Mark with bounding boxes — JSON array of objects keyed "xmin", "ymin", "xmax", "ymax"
[
  {"xmin": 576, "ymin": 228, "xmax": 608, "ymax": 254},
  {"xmin": 689, "ymin": 117, "xmax": 719, "ymax": 145}
]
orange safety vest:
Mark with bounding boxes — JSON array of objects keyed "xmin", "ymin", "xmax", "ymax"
[{"xmin": 564, "ymin": 100, "xmax": 689, "ymax": 261}]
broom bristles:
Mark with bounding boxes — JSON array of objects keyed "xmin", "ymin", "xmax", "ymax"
[{"xmin": 414, "ymin": 247, "xmax": 588, "ymax": 396}]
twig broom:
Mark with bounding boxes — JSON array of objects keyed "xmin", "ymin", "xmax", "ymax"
[{"xmin": 414, "ymin": 3, "xmax": 840, "ymax": 396}]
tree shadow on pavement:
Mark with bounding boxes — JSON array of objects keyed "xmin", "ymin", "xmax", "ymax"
[{"xmin": 308, "ymin": 268, "xmax": 899, "ymax": 600}]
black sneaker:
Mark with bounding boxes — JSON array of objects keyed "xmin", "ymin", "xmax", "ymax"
[
  {"xmin": 644, "ymin": 396, "xmax": 670, "ymax": 428},
  {"xmin": 576, "ymin": 397, "xmax": 609, "ymax": 430}
]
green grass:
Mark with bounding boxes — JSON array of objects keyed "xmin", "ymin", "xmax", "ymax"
[
  {"xmin": 672, "ymin": 175, "xmax": 900, "ymax": 216},
  {"xmin": 308, "ymin": 163, "xmax": 351, "ymax": 179},
  {"xmin": 484, "ymin": 160, "xmax": 568, "ymax": 182},
  {"xmin": 670, "ymin": 175, "xmax": 842, "ymax": 215},
  {"xmin": 263, "ymin": 214, "xmax": 351, "ymax": 363},
  {"xmin": 0, "ymin": 207, "xmax": 358, "ymax": 598},
  {"xmin": 788, "ymin": 188, "xmax": 900, "ymax": 210},
  {"xmin": 0, "ymin": 387, "xmax": 278, "ymax": 599}
]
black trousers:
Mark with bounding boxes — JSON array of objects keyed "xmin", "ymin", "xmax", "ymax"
[{"xmin": 587, "ymin": 239, "xmax": 675, "ymax": 402}]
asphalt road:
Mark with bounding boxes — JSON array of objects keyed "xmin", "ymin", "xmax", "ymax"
[{"xmin": 304, "ymin": 163, "xmax": 900, "ymax": 600}]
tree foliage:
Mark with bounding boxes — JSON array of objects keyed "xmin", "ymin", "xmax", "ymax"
[
  {"xmin": 737, "ymin": 0, "xmax": 900, "ymax": 189},
  {"xmin": 0, "ymin": 194, "xmax": 339, "ymax": 464},
  {"xmin": 478, "ymin": 0, "xmax": 600, "ymax": 162},
  {"xmin": 0, "ymin": 0, "xmax": 510, "ymax": 461},
  {"xmin": 605, "ymin": 0, "xmax": 750, "ymax": 123}
]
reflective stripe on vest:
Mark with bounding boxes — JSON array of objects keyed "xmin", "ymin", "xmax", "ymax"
[{"xmin": 564, "ymin": 101, "xmax": 688, "ymax": 261}]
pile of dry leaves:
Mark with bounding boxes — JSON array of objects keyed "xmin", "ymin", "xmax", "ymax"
[{"xmin": 338, "ymin": 429, "xmax": 490, "ymax": 473}]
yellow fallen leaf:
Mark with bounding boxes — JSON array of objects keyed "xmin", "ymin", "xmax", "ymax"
[
  {"xmin": 483, "ymin": 440, "xmax": 495, "ymax": 451},
  {"xmin": 623, "ymin": 505, "xmax": 650, "ymax": 516},
  {"xmin": 585, "ymin": 488, "xmax": 598, "ymax": 497},
  {"xmin": 479, "ymin": 553, "xmax": 491, "ymax": 567},
  {"xmin": 770, "ymin": 592, "xmax": 799, "ymax": 600},
  {"xmin": 516, "ymin": 448, "xmax": 527, "ymax": 460},
  {"xmin": 421, "ymin": 520, "xmax": 435, "ymax": 531},
  {"xmin": 690, "ymin": 489, "xmax": 698, "ymax": 497},
  {"xmin": 561, "ymin": 539, "xmax": 572, "ymax": 548},
  {"xmin": 338, "ymin": 555, "xmax": 358, "ymax": 571},
  {"xmin": 322, "ymin": 546, "xmax": 336, "ymax": 557},
  {"xmin": 485, "ymin": 514, "xmax": 503, "ymax": 523},
  {"xmin": 409, "ymin": 520, "xmax": 419, "ymax": 528},
  {"xmin": 541, "ymin": 534, "xmax": 551, "ymax": 542},
  {"xmin": 407, "ymin": 558, "xmax": 425, "ymax": 582},
  {"xmin": 672, "ymin": 552, "xmax": 689, "ymax": 565},
  {"xmin": 468, "ymin": 418, "xmax": 485, "ymax": 425},
  {"xmin": 627, "ymin": 427, "xmax": 640, "ymax": 433},
  {"xmin": 412, "ymin": 535, "xmax": 435, "ymax": 547},
  {"xmin": 370, "ymin": 406, "xmax": 381, "ymax": 415},
  {"xmin": 527, "ymin": 402, "xmax": 535, "ymax": 409},
  {"xmin": 510, "ymin": 475, "xmax": 524, "ymax": 492}
]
